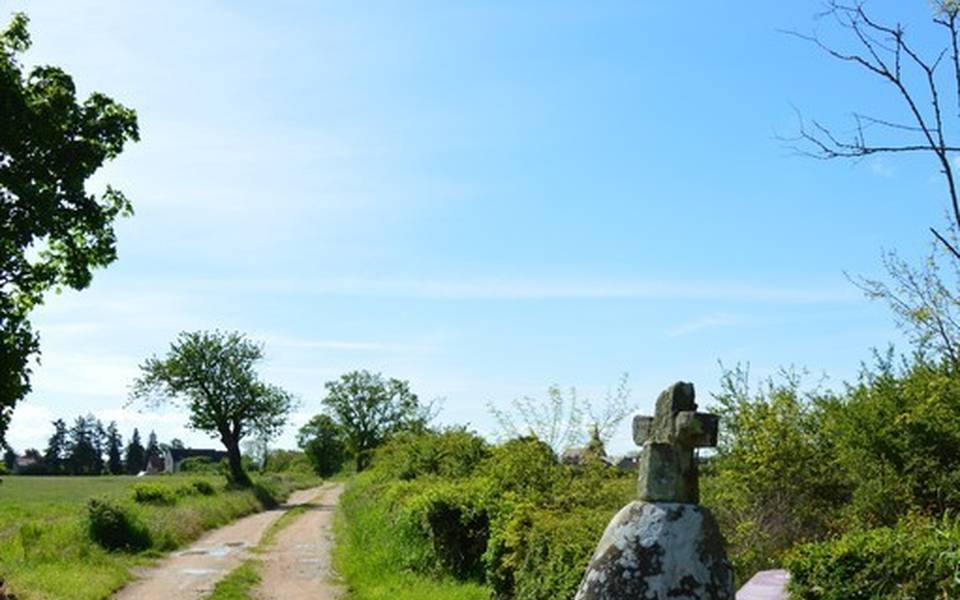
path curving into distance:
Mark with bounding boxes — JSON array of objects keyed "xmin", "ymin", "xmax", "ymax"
[{"xmin": 112, "ymin": 484, "xmax": 340, "ymax": 600}]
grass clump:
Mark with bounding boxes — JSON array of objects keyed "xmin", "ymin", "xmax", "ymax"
[
  {"xmin": 205, "ymin": 560, "xmax": 262, "ymax": 600},
  {"xmin": 87, "ymin": 498, "xmax": 152, "ymax": 552}
]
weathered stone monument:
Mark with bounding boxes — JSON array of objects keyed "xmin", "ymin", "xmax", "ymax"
[{"xmin": 574, "ymin": 382, "xmax": 735, "ymax": 600}]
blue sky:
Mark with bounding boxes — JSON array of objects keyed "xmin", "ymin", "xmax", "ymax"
[{"xmin": 5, "ymin": 1, "xmax": 948, "ymax": 454}]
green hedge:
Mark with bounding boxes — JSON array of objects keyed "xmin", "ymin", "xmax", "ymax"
[
  {"xmin": 339, "ymin": 432, "xmax": 636, "ymax": 600},
  {"xmin": 786, "ymin": 515, "xmax": 960, "ymax": 600}
]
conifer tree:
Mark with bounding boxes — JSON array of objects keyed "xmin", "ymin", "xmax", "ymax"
[
  {"xmin": 106, "ymin": 421, "xmax": 123, "ymax": 475},
  {"xmin": 124, "ymin": 427, "xmax": 146, "ymax": 474}
]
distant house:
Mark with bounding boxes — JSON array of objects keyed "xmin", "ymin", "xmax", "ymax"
[
  {"xmin": 156, "ymin": 447, "xmax": 228, "ymax": 473},
  {"xmin": 14, "ymin": 454, "xmax": 39, "ymax": 474}
]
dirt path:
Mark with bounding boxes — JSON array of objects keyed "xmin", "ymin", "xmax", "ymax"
[
  {"xmin": 112, "ymin": 485, "xmax": 330, "ymax": 600},
  {"xmin": 255, "ymin": 484, "xmax": 344, "ymax": 599}
]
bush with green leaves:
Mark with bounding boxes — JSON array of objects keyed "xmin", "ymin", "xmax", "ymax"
[
  {"xmin": 373, "ymin": 428, "xmax": 491, "ymax": 481},
  {"xmin": 399, "ymin": 477, "xmax": 495, "ymax": 581},
  {"xmin": 86, "ymin": 498, "xmax": 151, "ymax": 551},
  {"xmin": 178, "ymin": 456, "xmax": 219, "ymax": 473},
  {"xmin": 785, "ymin": 515, "xmax": 960, "ymax": 600},
  {"xmin": 131, "ymin": 482, "xmax": 182, "ymax": 505}
]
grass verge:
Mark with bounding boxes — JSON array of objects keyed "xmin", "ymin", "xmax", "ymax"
[
  {"xmin": 333, "ymin": 476, "xmax": 490, "ymax": 600},
  {"xmin": 0, "ymin": 473, "xmax": 318, "ymax": 600}
]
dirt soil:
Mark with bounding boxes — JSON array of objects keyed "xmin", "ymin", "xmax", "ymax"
[
  {"xmin": 111, "ymin": 485, "xmax": 334, "ymax": 600},
  {"xmin": 255, "ymin": 484, "xmax": 344, "ymax": 599}
]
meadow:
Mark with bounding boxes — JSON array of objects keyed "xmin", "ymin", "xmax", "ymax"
[{"xmin": 0, "ymin": 473, "xmax": 316, "ymax": 600}]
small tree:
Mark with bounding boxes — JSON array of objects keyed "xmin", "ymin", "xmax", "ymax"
[
  {"xmin": 297, "ymin": 414, "xmax": 347, "ymax": 477},
  {"xmin": 488, "ymin": 373, "xmax": 634, "ymax": 455},
  {"xmin": 105, "ymin": 421, "xmax": 123, "ymax": 475},
  {"xmin": 124, "ymin": 428, "xmax": 145, "ymax": 474},
  {"xmin": 130, "ymin": 330, "xmax": 296, "ymax": 486},
  {"xmin": 322, "ymin": 370, "xmax": 429, "ymax": 472}
]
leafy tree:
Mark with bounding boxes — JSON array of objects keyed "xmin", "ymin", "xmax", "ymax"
[
  {"xmin": 488, "ymin": 373, "xmax": 633, "ymax": 455},
  {"xmin": 169, "ymin": 438, "xmax": 184, "ymax": 450},
  {"xmin": 131, "ymin": 331, "xmax": 296, "ymax": 486},
  {"xmin": 43, "ymin": 418, "xmax": 68, "ymax": 475},
  {"xmin": 297, "ymin": 414, "xmax": 347, "ymax": 477},
  {"xmin": 0, "ymin": 14, "xmax": 138, "ymax": 445},
  {"xmin": 322, "ymin": 370, "xmax": 430, "ymax": 472},
  {"xmin": 124, "ymin": 428, "xmax": 145, "ymax": 475},
  {"xmin": 703, "ymin": 365, "xmax": 849, "ymax": 581},
  {"xmin": 105, "ymin": 421, "xmax": 123, "ymax": 475}
]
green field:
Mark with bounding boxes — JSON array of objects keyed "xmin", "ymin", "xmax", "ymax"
[{"xmin": 0, "ymin": 473, "xmax": 315, "ymax": 600}]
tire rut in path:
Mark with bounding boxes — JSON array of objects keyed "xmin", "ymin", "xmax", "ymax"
[
  {"xmin": 254, "ymin": 484, "xmax": 344, "ymax": 600},
  {"xmin": 111, "ymin": 485, "xmax": 331, "ymax": 600}
]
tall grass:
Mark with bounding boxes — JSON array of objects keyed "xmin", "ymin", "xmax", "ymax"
[{"xmin": 333, "ymin": 473, "xmax": 490, "ymax": 600}]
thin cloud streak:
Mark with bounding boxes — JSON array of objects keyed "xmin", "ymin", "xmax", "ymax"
[{"xmin": 184, "ymin": 276, "xmax": 859, "ymax": 304}]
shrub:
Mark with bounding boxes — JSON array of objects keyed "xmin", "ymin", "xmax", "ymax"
[
  {"xmin": 485, "ymin": 505, "xmax": 611, "ymax": 600},
  {"xmin": 786, "ymin": 515, "xmax": 960, "ymax": 600},
  {"xmin": 178, "ymin": 456, "xmax": 218, "ymax": 473},
  {"xmin": 87, "ymin": 498, "xmax": 151, "ymax": 551},
  {"xmin": 373, "ymin": 429, "xmax": 491, "ymax": 481},
  {"xmin": 479, "ymin": 437, "xmax": 565, "ymax": 503},
  {"xmin": 400, "ymin": 478, "xmax": 494, "ymax": 581},
  {"xmin": 264, "ymin": 449, "xmax": 313, "ymax": 474},
  {"xmin": 189, "ymin": 479, "xmax": 217, "ymax": 496},
  {"xmin": 132, "ymin": 483, "xmax": 181, "ymax": 505}
]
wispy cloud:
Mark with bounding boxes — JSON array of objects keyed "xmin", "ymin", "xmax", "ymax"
[
  {"xmin": 665, "ymin": 313, "xmax": 747, "ymax": 338},
  {"xmin": 264, "ymin": 335, "xmax": 434, "ymax": 354},
  {"xmin": 183, "ymin": 277, "xmax": 858, "ymax": 304}
]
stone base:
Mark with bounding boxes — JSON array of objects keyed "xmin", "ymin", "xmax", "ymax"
[{"xmin": 574, "ymin": 501, "xmax": 735, "ymax": 600}]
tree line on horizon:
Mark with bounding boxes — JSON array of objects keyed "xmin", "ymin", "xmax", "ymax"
[{"xmin": 2, "ymin": 416, "xmax": 181, "ymax": 476}]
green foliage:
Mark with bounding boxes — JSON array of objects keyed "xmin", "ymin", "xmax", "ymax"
[
  {"xmin": 703, "ymin": 365, "xmax": 848, "ymax": 580},
  {"xmin": 487, "ymin": 374, "xmax": 633, "ymax": 455},
  {"xmin": 298, "ymin": 414, "xmax": 348, "ymax": 477},
  {"xmin": 131, "ymin": 482, "xmax": 181, "ymax": 505},
  {"xmin": 485, "ymin": 505, "xmax": 613, "ymax": 600},
  {"xmin": 190, "ymin": 479, "xmax": 217, "ymax": 496},
  {"xmin": 334, "ymin": 471, "xmax": 491, "ymax": 600},
  {"xmin": 322, "ymin": 370, "xmax": 430, "ymax": 472},
  {"xmin": 0, "ymin": 13, "xmax": 139, "ymax": 445},
  {"xmin": 86, "ymin": 498, "xmax": 152, "ymax": 551},
  {"xmin": 178, "ymin": 455, "xmax": 218, "ymax": 473},
  {"xmin": 399, "ymin": 478, "xmax": 494, "ymax": 581},
  {"xmin": 786, "ymin": 515, "xmax": 960, "ymax": 600},
  {"xmin": 130, "ymin": 330, "xmax": 297, "ymax": 486},
  {"xmin": 336, "ymin": 432, "xmax": 635, "ymax": 600},
  {"xmin": 479, "ymin": 437, "xmax": 565, "ymax": 502},
  {"xmin": 372, "ymin": 428, "xmax": 491, "ymax": 481},
  {"xmin": 263, "ymin": 449, "xmax": 313, "ymax": 474}
]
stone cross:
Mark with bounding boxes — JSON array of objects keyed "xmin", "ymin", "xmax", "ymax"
[{"xmin": 632, "ymin": 381, "xmax": 718, "ymax": 503}]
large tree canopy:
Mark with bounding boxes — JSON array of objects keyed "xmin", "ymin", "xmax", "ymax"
[
  {"xmin": 130, "ymin": 331, "xmax": 296, "ymax": 485},
  {"xmin": 322, "ymin": 370, "xmax": 430, "ymax": 471},
  {"xmin": 0, "ymin": 13, "xmax": 138, "ymax": 445}
]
